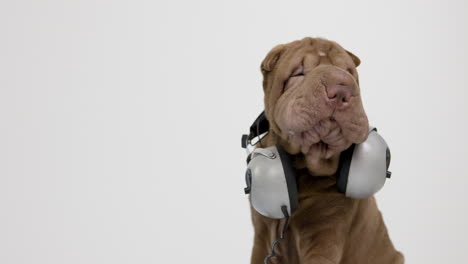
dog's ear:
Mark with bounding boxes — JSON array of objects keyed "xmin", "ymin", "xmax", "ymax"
[
  {"xmin": 261, "ymin": 44, "xmax": 286, "ymax": 74},
  {"xmin": 345, "ymin": 49, "xmax": 361, "ymax": 67}
]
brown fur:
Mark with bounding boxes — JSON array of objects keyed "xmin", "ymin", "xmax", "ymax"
[{"xmin": 249, "ymin": 37, "xmax": 403, "ymax": 264}]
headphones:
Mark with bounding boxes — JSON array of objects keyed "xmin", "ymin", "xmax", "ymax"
[{"xmin": 241, "ymin": 111, "xmax": 392, "ymax": 219}]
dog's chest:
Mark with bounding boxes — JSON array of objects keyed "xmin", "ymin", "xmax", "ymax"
[{"xmin": 290, "ymin": 173, "xmax": 356, "ymax": 238}]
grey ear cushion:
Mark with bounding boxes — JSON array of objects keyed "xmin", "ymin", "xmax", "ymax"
[
  {"xmin": 276, "ymin": 146, "xmax": 298, "ymax": 213},
  {"xmin": 336, "ymin": 144, "xmax": 355, "ymax": 194}
]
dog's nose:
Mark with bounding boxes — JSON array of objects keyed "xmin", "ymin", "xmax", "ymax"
[
  {"xmin": 325, "ymin": 71, "xmax": 354, "ymax": 106},
  {"xmin": 327, "ymin": 84, "xmax": 352, "ymax": 105}
]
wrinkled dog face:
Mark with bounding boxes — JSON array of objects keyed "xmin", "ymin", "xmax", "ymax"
[{"xmin": 262, "ymin": 38, "xmax": 369, "ymax": 176}]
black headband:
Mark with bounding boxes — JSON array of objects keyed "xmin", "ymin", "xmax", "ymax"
[{"xmin": 241, "ymin": 111, "xmax": 270, "ymax": 148}]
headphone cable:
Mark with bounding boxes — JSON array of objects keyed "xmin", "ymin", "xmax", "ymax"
[{"xmin": 264, "ymin": 206, "xmax": 289, "ymax": 264}]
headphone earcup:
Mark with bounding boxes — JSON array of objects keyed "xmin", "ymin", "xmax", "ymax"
[
  {"xmin": 246, "ymin": 146, "xmax": 298, "ymax": 219},
  {"xmin": 336, "ymin": 129, "xmax": 390, "ymax": 199}
]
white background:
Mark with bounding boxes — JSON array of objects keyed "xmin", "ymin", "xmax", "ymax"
[{"xmin": 1, "ymin": 0, "xmax": 467, "ymax": 263}]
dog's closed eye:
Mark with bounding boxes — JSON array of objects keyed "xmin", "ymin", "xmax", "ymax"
[
  {"xmin": 292, "ymin": 72, "xmax": 304, "ymax": 77},
  {"xmin": 290, "ymin": 64, "xmax": 304, "ymax": 78},
  {"xmin": 284, "ymin": 64, "xmax": 305, "ymax": 93}
]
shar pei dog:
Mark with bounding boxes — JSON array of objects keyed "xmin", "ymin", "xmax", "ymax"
[{"xmin": 248, "ymin": 37, "xmax": 403, "ymax": 264}]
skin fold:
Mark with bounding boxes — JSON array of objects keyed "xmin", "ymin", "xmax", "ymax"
[{"xmin": 249, "ymin": 37, "xmax": 404, "ymax": 264}]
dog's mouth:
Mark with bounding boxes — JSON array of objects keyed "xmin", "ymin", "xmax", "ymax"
[{"xmin": 286, "ymin": 117, "xmax": 352, "ymax": 159}]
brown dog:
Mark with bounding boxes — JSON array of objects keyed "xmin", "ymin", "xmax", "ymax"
[{"xmin": 249, "ymin": 37, "xmax": 403, "ymax": 264}]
